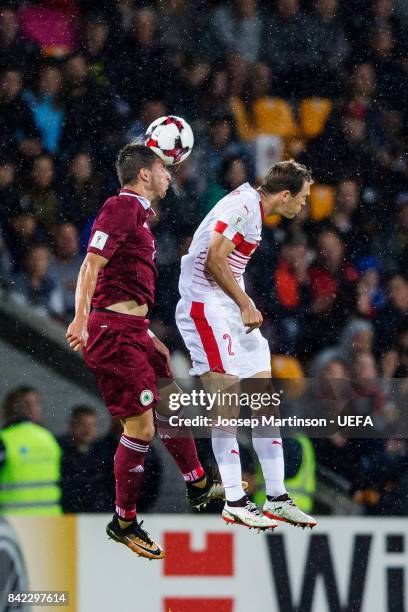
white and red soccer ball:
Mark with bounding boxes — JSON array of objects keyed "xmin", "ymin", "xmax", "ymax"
[{"xmin": 144, "ymin": 115, "xmax": 194, "ymax": 166}]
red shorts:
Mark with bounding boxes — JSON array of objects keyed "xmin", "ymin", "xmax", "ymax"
[{"xmin": 83, "ymin": 310, "xmax": 172, "ymax": 419}]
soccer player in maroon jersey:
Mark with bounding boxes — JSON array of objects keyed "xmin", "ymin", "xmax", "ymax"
[{"xmin": 66, "ymin": 144, "xmax": 226, "ymax": 559}]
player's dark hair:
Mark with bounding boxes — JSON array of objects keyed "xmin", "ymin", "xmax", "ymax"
[
  {"xmin": 262, "ymin": 160, "xmax": 312, "ymax": 197},
  {"xmin": 116, "ymin": 143, "xmax": 157, "ymax": 186}
]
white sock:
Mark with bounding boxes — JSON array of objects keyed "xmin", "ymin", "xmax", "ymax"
[
  {"xmin": 211, "ymin": 427, "xmax": 246, "ymax": 502},
  {"xmin": 252, "ymin": 434, "xmax": 286, "ymax": 498}
]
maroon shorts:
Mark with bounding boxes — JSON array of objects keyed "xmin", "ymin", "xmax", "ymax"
[{"xmin": 83, "ymin": 310, "xmax": 172, "ymax": 419}]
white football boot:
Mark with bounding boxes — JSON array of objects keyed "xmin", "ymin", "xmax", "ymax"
[
  {"xmin": 222, "ymin": 496, "xmax": 278, "ymax": 530},
  {"xmin": 263, "ymin": 495, "xmax": 317, "ymax": 529}
]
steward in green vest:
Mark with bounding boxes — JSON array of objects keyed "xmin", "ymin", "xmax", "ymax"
[
  {"xmin": 0, "ymin": 388, "xmax": 62, "ymax": 515},
  {"xmin": 254, "ymin": 435, "xmax": 316, "ymax": 512}
]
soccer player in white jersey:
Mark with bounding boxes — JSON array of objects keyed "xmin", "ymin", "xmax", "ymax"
[{"xmin": 176, "ymin": 161, "xmax": 317, "ymax": 530}]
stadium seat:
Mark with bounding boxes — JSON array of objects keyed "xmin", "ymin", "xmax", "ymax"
[
  {"xmin": 263, "ymin": 214, "xmax": 281, "ymax": 228},
  {"xmin": 271, "ymin": 355, "xmax": 305, "ymax": 399},
  {"xmin": 299, "ymin": 98, "xmax": 332, "ymax": 139},
  {"xmin": 252, "ymin": 97, "xmax": 299, "ymax": 138},
  {"xmin": 309, "ymin": 184, "xmax": 335, "ymax": 221}
]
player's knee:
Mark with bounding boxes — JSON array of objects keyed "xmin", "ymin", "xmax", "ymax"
[
  {"xmin": 136, "ymin": 423, "xmax": 155, "ymax": 442},
  {"xmin": 123, "ymin": 421, "xmax": 155, "ymax": 442}
]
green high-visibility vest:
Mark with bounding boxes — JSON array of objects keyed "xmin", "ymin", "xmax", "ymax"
[
  {"xmin": 0, "ymin": 422, "xmax": 62, "ymax": 515},
  {"xmin": 254, "ymin": 435, "xmax": 316, "ymax": 512}
]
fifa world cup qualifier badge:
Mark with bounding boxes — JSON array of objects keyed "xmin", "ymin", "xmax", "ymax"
[{"xmin": 140, "ymin": 390, "xmax": 154, "ymax": 406}]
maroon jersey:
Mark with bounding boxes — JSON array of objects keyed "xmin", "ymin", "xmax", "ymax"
[{"xmin": 87, "ymin": 188, "xmax": 157, "ymax": 309}]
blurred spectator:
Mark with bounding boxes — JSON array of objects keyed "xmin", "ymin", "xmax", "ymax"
[
  {"xmin": 207, "ymin": 0, "xmax": 263, "ymax": 64},
  {"xmin": 0, "ymin": 68, "xmax": 41, "ymax": 160},
  {"xmin": 339, "ymin": 318, "xmax": 376, "ymax": 361},
  {"xmin": 299, "ymin": 104, "xmax": 381, "ymax": 185},
  {"xmin": 0, "ymin": 159, "xmax": 20, "ymax": 225},
  {"xmin": 307, "ymin": 0, "xmax": 350, "ymax": 95},
  {"xmin": 59, "ymin": 152, "xmax": 103, "ymax": 229},
  {"xmin": 376, "ymin": 274, "xmax": 408, "ymax": 354},
  {"xmin": 191, "ymin": 112, "xmax": 254, "ymax": 194},
  {"xmin": 0, "ymin": 386, "xmax": 61, "ymax": 515},
  {"xmin": 201, "ymin": 155, "xmax": 250, "ymax": 214},
  {"xmin": 49, "ymin": 223, "xmax": 82, "ymax": 321},
  {"xmin": 369, "ymin": 28, "xmax": 402, "ymax": 109},
  {"xmin": 382, "ymin": 317, "xmax": 408, "ymax": 378},
  {"xmin": 0, "ymin": 385, "xmax": 43, "ymax": 428},
  {"xmin": 61, "ymin": 54, "xmax": 120, "ymax": 167},
  {"xmin": 200, "ymin": 67, "xmax": 230, "ymax": 121},
  {"xmin": 59, "ymin": 405, "xmax": 105, "ymax": 513},
  {"xmin": 116, "ymin": 8, "xmax": 170, "ymax": 113},
  {"xmin": 171, "ymin": 56, "xmax": 211, "ymax": 121},
  {"xmin": 23, "ymin": 154, "xmax": 59, "ymax": 231},
  {"xmin": 270, "ymin": 233, "xmax": 313, "ymax": 354},
  {"xmin": 369, "ymin": 0, "xmax": 404, "ymax": 47},
  {"xmin": 355, "ymin": 256, "xmax": 387, "ymax": 317},
  {"xmin": 83, "ymin": 14, "xmax": 113, "ymax": 89},
  {"xmin": 5, "ymin": 207, "xmax": 45, "ymax": 273},
  {"xmin": 0, "ymin": 6, "xmax": 39, "ymax": 75},
  {"xmin": 347, "ymin": 63, "xmax": 384, "ymax": 148},
  {"xmin": 23, "ymin": 63, "xmax": 64, "ymax": 155},
  {"xmin": 350, "ymin": 351, "xmax": 388, "ymax": 433},
  {"xmin": 372, "ymin": 195, "xmax": 408, "ymax": 274},
  {"xmin": 307, "ymin": 228, "xmax": 359, "ymax": 350},
  {"xmin": 310, "ymin": 318, "xmax": 375, "ymax": 386},
  {"xmin": 329, "ymin": 179, "xmax": 365, "ymax": 260},
  {"xmin": 10, "ymin": 244, "xmax": 63, "ymax": 317},
  {"xmin": 262, "ymin": 0, "xmax": 314, "ymax": 96},
  {"xmin": 127, "ymin": 99, "xmax": 168, "ymax": 142},
  {"xmin": 157, "ymin": 0, "xmax": 197, "ymax": 55}
]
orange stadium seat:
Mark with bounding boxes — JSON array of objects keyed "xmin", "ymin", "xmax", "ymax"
[
  {"xmin": 309, "ymin": 184, "xmax": 335, "ymax": 221},
  {"xmin": 299, "ymin": 98, "xmax": 332, "ymax": 139},
  {"xmin": 271, "ymin": 355, "xmax": 305, "ymax": 399},
  {"xmin": 263, "ymin": 214, "xmax": 281, "ymax": 228},
  {"xmin": 253, "ymin": 97, "xmax": 299, "ymax": 138}
]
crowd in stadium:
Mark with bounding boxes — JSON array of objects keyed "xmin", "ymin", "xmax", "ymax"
[{"xmin": 1, "ymin": 0, "xmax": 408, "ymax": 515}]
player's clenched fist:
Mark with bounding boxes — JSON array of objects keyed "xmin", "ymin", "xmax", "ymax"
[
  {"xmin": 66, "ymin": 319, "xmax": 88, "ymax": 351},
  {"xmin": 240, "ymin": 302, "xmax": 263, "ymax": 334}
]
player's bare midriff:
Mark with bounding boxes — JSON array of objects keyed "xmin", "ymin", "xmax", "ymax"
[{"xmin": 106, "ymin": 300, "xmax": 148, "ymax": 317}]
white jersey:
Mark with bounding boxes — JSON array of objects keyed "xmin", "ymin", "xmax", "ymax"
[{"xmin": 179, "ymin": 182, "xmax": 263, "ymax": 300}]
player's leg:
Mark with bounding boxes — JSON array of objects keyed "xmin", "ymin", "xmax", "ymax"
[
  {"xmin": 202, "ymin": 370, "xmax": 247, "ymax": 502},
  {"xmin": 237, "ymin": 330, "xmax": 317, "ymax": 528},
  {"xmin": 156, "ymin": 380, "xmax": 228, "ymax": 508},
  {"xmin": 203, "ymin": 371, "xmax": 276, "ymax": 529},
  {"xmin": 248, "ymin": 369, "xmax": 288, "ymax": 499},
  {"xmin": 84, "ymin": 310, "xmax": 165, "ymax": 558},
  {"xmin": 176, "ymin": 297, "xmax": 276, "ymax": 528},
  {"xmin": 148, "ymin": 333, "xmax": 229, "ymax": 508},
  {"xmin": 106, "ymin": 409, "xmax": 166, "ymax": 559},
  {"xmin": 146, "ymin": 334, "xmax": 205, "ymax": 483},
  {"xmin": 252, "ymin": 382, "xmax": 317, "ymax": 529}
]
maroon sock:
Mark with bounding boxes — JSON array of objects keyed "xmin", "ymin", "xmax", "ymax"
[
  {"xmin": 156, "ymin": 411, "xmax": 204, "ymax": 483},
  {"xmin": 114, "ymin": 435, "xmax": 149, "ymax": 520}
]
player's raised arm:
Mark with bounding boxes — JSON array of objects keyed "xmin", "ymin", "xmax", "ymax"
[
  {"xmin": 205, "ymin": 231, "xmax": 263, "ymax": 333},
  {"xmin": 66, "ymin": 252, "xmax": 107, "ymax": 351}
]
